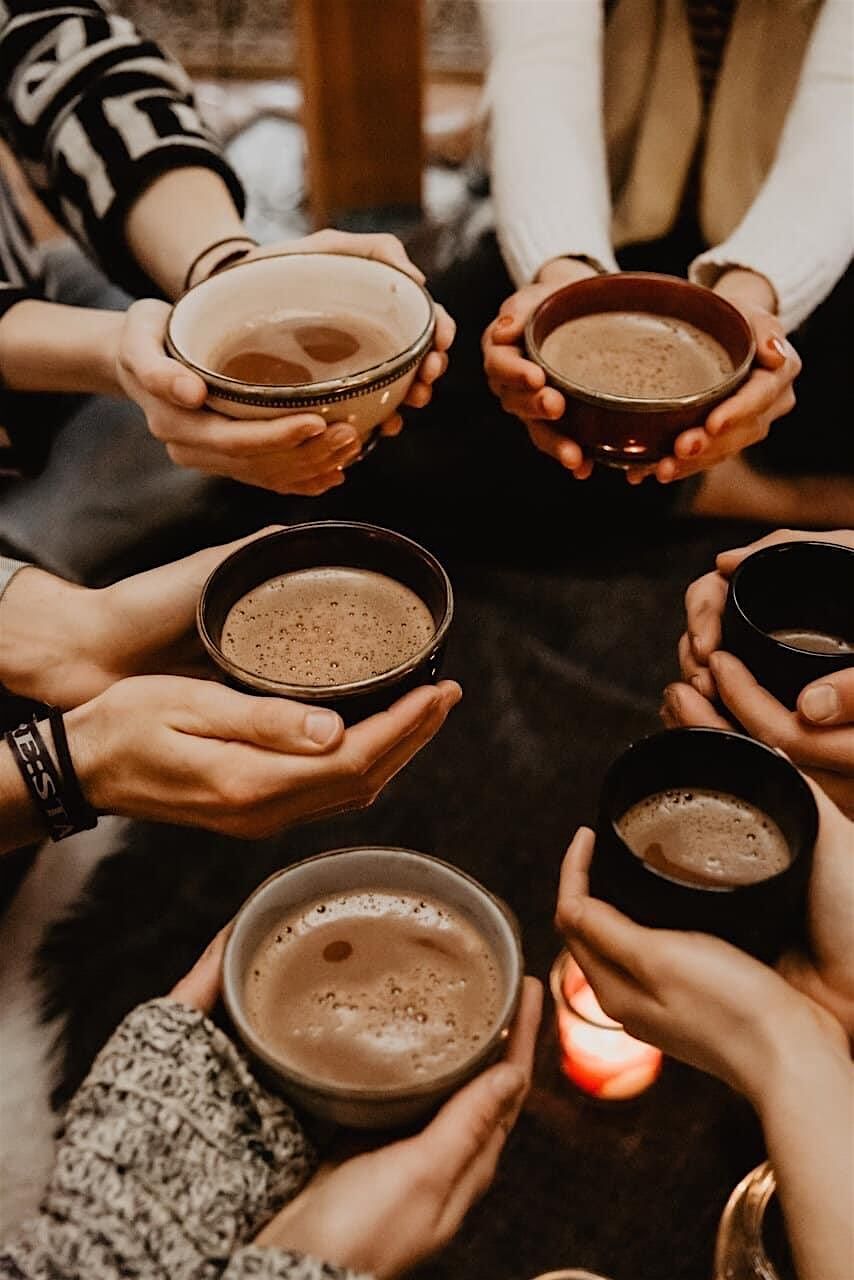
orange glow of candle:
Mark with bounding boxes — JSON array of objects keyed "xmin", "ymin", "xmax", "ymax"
[{"xmin": 550, "ymin": 951, "xmax": 662, "ymax": 1101}]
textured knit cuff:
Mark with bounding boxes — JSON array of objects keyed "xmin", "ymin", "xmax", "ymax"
[
  {"xmin": 0, "ymin": 557, "xmax": 31, "ymax": 603},
  {"xmin": 34, "ymin": 999, "xmax": 316, "ymax": 1270},
  {"xmin": 224, "ymin": 1245, "xmax": 373, "ymax": 1280}
]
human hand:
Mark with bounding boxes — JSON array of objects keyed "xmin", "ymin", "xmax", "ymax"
[
  {"xmin": 169, "ymin": 921, "xmax": 232, "ymax": 1012},
  {"xmin": 679, "ymin": 529, "xmax": 854, "ymax": 688},
  {"xmin": 666, "ymin": 528, "xmax": 854, "ymax": 815},
  {"xmin": 65, "ymin": 677, "xmax": 462, "ymax": 837},
  {"xmin": 555, "ymin": 828, "xmax": 849, "ymax": 1102},
  {"xmin": 663, "ymin": 657, "xmax": 854, "ymax": 818},
  {"xmin": 252, "ymin": 978, "xmax": 542, "ymax": 1278},
  {"xmin": 482, "ymin": 258, "xmax": 600, "ymax": 477},
  {"xmin": 0, "ymin": 529, "xmax": 282, "ymax": 709},
  {"xmin": 244, "ymin": 229, "xmax": 455, "ymax": 434},
  {"xmin": 628, "ymin": 269, "xmax": 801, "ymax": 486},
  {"xmin": 114, "ymin": 300, "xmax": 364, "ymax": 495}
]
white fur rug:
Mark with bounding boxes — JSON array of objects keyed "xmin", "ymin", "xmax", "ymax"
[{"xmin": 0, "ymin": 818, "xmax": 125, "ymax": 1234}]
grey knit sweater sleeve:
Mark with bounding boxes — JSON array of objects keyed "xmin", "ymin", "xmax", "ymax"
[{"xmin": 0, "ymin": 999, "xmax": 371, "ymax": 1280}]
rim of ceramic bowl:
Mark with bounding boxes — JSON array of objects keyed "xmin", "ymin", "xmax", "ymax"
[
  {"xmin": 166, "ymin": 252, "xmax": 437, "ymax": 404},
  {"xmin": 602, "ymin": 726, "xmax": 819, "ymax": 891},
  {"xmin": 729, "ymin": 539, "xmax": 854, "ymax": 652},
  {"xmin": 524, "ymin": 271, "xmax": 756, "ymax": 414},
  {"xmin": 222, "ymin": 846, "xmax": 525, "ymax": 1104},
  {"xmin": 197, "ymin": 521, "xmax": 454, "ymax": 700}
]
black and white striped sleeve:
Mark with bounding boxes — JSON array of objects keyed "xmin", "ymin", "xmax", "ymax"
[{"xmin": 0, "ymin": 0, "xmax": 245, "ymax": 296}]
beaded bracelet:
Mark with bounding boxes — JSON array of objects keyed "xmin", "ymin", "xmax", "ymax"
[{"xmin": 5, "ymin": 713, "xmax": 98, "ymax": 842}]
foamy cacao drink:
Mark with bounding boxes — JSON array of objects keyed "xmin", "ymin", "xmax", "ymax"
[
  {"xmin": 769, "ymin": 628, "xmax": 854, "ymax": 655},
  {"xmin": 214, "ymin": 314, "xmax": 399, "ymax": 385},
  {"xmin": 221, "ymin": 567, "xmax": 435, "ymax": 685},
  {"xmin": 617, "ymin": 788, "xmax": 792, "ymax": 889},
  {"xmin": 244, "ymin": 889, "xmax": 501, "ymax": 1089},
  {"xmin": 540, "ymin": 311, "xmax": 734, "ymax": 400}
]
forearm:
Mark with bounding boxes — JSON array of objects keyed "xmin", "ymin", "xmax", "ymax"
[
  {"xmin": 690, "ymin": 0, "xmax": 853, "ymax": 331},
  {"xmin": 480, "ymin": 0, "xmax": 616, "ymax": 286},
  {"xmin": 0, "ymin": 568, "xmax": 100, "ymax": 705},
  {"xmin": 125, "ymin": 167, "xmax": 249, "ymax": 301},
  {"xmin": 753, "ymin": 1029, "xmax": 854, "ymax": 1280},
  {"xmin": 0, "ymin": 301, "xmax": 122, "ymax": 395}
]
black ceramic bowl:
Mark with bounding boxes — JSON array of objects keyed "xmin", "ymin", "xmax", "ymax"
[
  {"xmin": 589, "ymin": 728, "xmax": 818, "ymax": 962},
  {"xmin": 722, "ymin": 540, "xmax": 854, "ymax": 710},
  {"xmin": 198, "ymin": 522, "xmax": 453, "ymax": 724}
]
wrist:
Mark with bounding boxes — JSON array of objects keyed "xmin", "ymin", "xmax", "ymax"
[
  {"xmin": 713, "ymin": 268, "xmax": 778, "ymax": 315},
  {"xmin": 742, "ymin": 994, "xmax": 849, "ymax": 1114},
  {"xmin": 536, "ymin": 256, "xmax": 604, "ymax": 288},
  {"xmin": 183, "ymin": 236, "xmax": 258, "ymax": 293},
  {"xmin": 61, "ymin": 698, "xmax": 115, "ymax": 814},
  {"xmin": 0, "ymin": 569, "xmax": 103, "ymax": 706}
]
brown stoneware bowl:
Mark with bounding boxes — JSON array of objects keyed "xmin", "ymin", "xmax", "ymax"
[
  {"xmin": 525, "ymin": 273, "xmax": 755, "ymax": 468},
  {"xmin": 223, "ymin": 847, "xmax": 524, "ymax": 1129}
]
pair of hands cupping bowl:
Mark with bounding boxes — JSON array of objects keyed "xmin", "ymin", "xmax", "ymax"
[
  {"xmin": 0, "ymin": 532, "xmax": 461, "ymax": 842},
  {"xmin": 482, "ymin": 257, "xmax": 800, "ymax": 483},
  {"xmin": 664, "ymin": 528, "xmax": 854, "ymax": 819},
  {"xmin": 116, "ymin": 229, "xmax": 455, "ymax": 497}
]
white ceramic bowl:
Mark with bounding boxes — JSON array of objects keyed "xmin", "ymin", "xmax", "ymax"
[{"xmin": 166, "ymin": 252, "xmax": 436, "ymax": 447}]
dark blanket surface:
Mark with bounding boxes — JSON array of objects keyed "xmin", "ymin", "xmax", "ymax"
[{"xmin": 39, "ymin": 508, "xmax": 769, "ymax": 1280}]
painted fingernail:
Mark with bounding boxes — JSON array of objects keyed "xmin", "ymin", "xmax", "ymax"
[
  {"xmin": 770, "ymin": 336, "xmax": 787, "ymax": 357},
  {"xmin": 687, "ymin": 440, "xmax": 703, "ymax": 457},
  {"xmin": 800, "ymin": 684, "xmax": 839, "ymax": 723},
  {"xmin": 304, "ymin": 709, "xmax": 342, "ymax": 744}
]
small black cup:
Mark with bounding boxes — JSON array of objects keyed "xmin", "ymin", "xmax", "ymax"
[
  {"xmin": 198, "ymin": 522, "xmax": 453, "ymax": 724},
  {"xmin": 722, "ymin": 541, "xmax": 854, "ymax": 710},
  {"xmin": 589, "ymin": 728, "xmax": 818, "ymax": 962}
]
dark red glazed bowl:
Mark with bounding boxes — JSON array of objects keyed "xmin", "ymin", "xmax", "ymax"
[{"xmin": 525, "ymin": 273, "xmax": 755, "ymax": 468}]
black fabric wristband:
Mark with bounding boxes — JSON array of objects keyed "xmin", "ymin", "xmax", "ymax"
[
  {"xmin": 5, "ymin": 719, "xmax": 79, "ymax": 841},
  {"xmin": 182, "ymin": 236, "xmax": 259, "ymax": 294},
  {"xmin": 47, "ymin": 706, "xmax": 99, "ymax": 833}
]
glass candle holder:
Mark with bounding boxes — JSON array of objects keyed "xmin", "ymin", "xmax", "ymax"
[
  {"xmin": 714, "ymin": 1162, "xmax": 796, "ymax": 1280},
  {"xmin": 550, "ymin": 950, "xmax": 662, "ymax": 1101}
]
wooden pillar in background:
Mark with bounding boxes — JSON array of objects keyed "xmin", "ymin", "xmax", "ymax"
[{"xmin": 296, "ymin": 0, "xmax": 424, "ymax": 226}]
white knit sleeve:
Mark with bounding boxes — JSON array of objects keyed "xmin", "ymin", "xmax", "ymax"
[
  {"xmin": 479, "ymin": 0, "xmax": 617, "ymax": 286},
  {"xmin": 690, "ymin": 0, "xmax": 854, "ymax": 332}
]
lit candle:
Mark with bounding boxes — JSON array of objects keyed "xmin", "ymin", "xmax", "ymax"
[{"xmin": 550, "ymin": 950, "xmax": 662, "ymax": 1101}]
